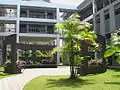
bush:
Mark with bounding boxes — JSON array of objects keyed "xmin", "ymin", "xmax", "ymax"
[
  {"xmin": 3, "ymin": 60, "xmax": 25, "ymax": 74},
  {"xmin": 88, "ymin": 59, "xmax": 103, "ymax": 67}
]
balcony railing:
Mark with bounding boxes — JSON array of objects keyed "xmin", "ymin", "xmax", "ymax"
[
  {"xmin": 20, "ymin": 11, "xmax": 55, "ymax": 19},
  {"xmin": 0, "ymin": 28, "xmax": 16, "ymax": 32},
  {"xmin": 20, "ymin": 28, "xmax": 54, "ymax": 34},
  {"xmin": 0, "ymin": 12, "xmax": 17, "ymax": 17}
]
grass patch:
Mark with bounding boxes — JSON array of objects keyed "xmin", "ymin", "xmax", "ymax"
[
  {"xmin": 0, "ymin": 67, "xmax": 15, "ymax": 80},
  {"xmin": 23, "ymin": 69, "xmax": 120, "ymax": 90},
  {"xmin": 58, "ymin": 66, "xmax": 69, "ymax": 68}
]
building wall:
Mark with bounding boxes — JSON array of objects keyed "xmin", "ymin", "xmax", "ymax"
[{"xmin": 78, "ymin": 0, "xmax": 120, "ymax": 36}]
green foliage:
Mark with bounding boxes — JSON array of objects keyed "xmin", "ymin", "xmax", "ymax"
[
  {"xmin": 104, "ymin": 29, "xmax": 120, "ymax": 62},
  {"xmin": 53, "ymin": 13, "xmax": 97, "ymax": 78},
  {"xmin": 74, "ymin": 55, "xmax": 84, "ymax": 66},
  {"xmin": 104, "ymin": 46, "xmax": 120, "ymax": 58},
  {"xmin": 0, "ymin": 67, "xmax": 16, "ymax": 79},
  {"xmin": 36, "ymin": 50, "xmax": 51, "ymax": 57}
]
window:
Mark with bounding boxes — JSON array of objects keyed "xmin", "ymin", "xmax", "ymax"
[
  {"xmin": 110, "ymin": 0, "xmax": 116, "ymax": 3},
  {"xmin": 104, "ymin": 10, "xmax": 110, "ymax": 20},
  {"xmin": 114, "ymin": 2, "xmax": 120, "ymax": 15},
  {"xmin": 104, "ymin": 0, "xmax": 109, "ymax": 7},
  {"xmin": 96, "ymin": 1, "xmax": 104, "ymax": 11},
  {"xmin": 115, "ymin": 8, "xmax": 120, "ymax": 15}
]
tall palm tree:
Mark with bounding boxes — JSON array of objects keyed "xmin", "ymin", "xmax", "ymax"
[{"xmin": 54, "ymin": 13, "xmax": 97, "ymax": 78}]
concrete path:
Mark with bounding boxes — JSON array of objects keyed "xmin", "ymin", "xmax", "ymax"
[{"xmin": 0, "ymin": 67, "xmax": 70, "ymax": 90}]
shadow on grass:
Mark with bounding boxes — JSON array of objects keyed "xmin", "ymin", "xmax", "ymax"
[
  {"xmin": 104, "ymin": 82, "xmax": 120, "ymax": 85},
  {"xmin": 0, "ymin": 73, "xmax": 12, "ymax": 76},
  {"xmin": 113, "ymin": 74, "xmax": 120, "ymax": 78},
  {"xmin": 46, "ymin": 77, "xmax": 94, "ymax": 88},
  {"xmin": 109, "ymin": 68, "xmax": 120, "ymax": 72}
]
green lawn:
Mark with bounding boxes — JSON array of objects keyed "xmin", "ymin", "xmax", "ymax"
[
  {"xmin": 58, "ymin": 66, "xmax": 69, "ymax": 68},
  {"xmin": 0, "ymin": 67, "xmax": 15, "ymax": 80},
  {"xmin": 23, "ymin": 69, "xmax": 120, "ymax": 90}
]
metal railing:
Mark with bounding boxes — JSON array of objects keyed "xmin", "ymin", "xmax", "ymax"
[
  {"xmin": 20, "ymin": 28, "xmax": 54, "ymax": 34},
  {"xmin": 0, "ymin": 28, "xmax": 16, "ymax": 32},
  {"xmin": 0, "ymin": 12, "xmax": 17, "ymax": 17}
]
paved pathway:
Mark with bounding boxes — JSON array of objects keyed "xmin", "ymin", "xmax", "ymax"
[{"xmin": 0, "ymin": 67, "xmax": 70, "ymax": 90}]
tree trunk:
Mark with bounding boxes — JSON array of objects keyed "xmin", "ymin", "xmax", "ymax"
[
  {"xmin": 70, "ymin": 65, "xmax": 76, "ymax": 79},
  {"xmin": 69, "ymin": 39, "xmax": 76, "ymax": 79}
]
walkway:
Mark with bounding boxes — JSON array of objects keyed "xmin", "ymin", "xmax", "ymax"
[{"xmin": 0, "ymin": 67, "xmax": 70, "ymax": 90}]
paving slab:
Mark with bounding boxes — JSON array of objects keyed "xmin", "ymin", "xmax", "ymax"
[{"xmin": 0, "ymin": 67, "xmax": 70, "ymax": 90}]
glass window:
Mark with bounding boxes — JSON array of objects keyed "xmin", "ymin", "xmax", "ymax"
[
  {"xmin": 110, "ymin": 0, "xmax": 116, "ymax": 3},
  {"xmin": 104, "ymin": 0, "xmax": 109, "ymax": 7}
]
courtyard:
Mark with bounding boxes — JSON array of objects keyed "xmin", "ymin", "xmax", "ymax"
[{"xmin": 1, "ymin": 67, "xmax": 120, "ymax": 90}]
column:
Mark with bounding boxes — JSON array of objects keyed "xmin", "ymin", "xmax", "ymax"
[
  {"xmin": 109, "ymin": 4, "xmax": 116, "ymax": 32},
  {"xmin": 53, "ymin": 12, "xmax": 56, "ymax": 19},
  {"xmin": 27, "ymin": 10, "xmax": 30, "ymax": 18},
  {"xmin": 16, "ymin": 4, "xmax": 20, "ymax": 61},
  {"xmin": 92, "ymin": 0, "xmax": 96, "ymax": 14},
  {"xmin": 17, "ymin": 4, "xmax": 20, "ymax": 42},
  {"xmin": 92, "ymin": 0, "xmax": 97, "ymax": 33},
  {"xmin": 56, "ymin": 8, "xmax": 60, "ymax": 65},
  {"xmin": 93, "ymin": 14, "xmax": 97, "ymax": 33},
  {"xmin": 0, "ymin": 39, "xmax": 3, "ymax": 65},
  {"xmin": 100, "ymin": 10, "xmax": 105, "ymax": 36},
  {"xmin": 45, "ymin": 25, "xmax": 47, "ymax": 34},
  {"xmin": 26, "ymin": 24, "xmax": 29, "ymax": 33},
  {"xmin": 56, "ymin": 35, "xmax": 60, "ymax": 65},
  {"xmin": 56, "ymin": 8, "xmax": 60, "ymax": 22},
  {"xmin": 45, "ymin": 11, "xmax": 47, "ymax": 19}
]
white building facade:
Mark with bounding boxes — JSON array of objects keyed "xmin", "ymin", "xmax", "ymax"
[{"xmin": 0, "ymin": 0, "xmax": 77, "ymax": 65}]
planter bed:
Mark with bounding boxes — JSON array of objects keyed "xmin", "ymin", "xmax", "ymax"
[{"xmin": 77, "ymin": 66, "xmax": 106, "ymax": 75}]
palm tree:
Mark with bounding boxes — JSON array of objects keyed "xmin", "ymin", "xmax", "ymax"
[{"xmin": 54, "ymin": 13, "xmax": 97, "ymax": 78}]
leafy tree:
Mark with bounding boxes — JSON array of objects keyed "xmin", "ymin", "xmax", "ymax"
[
  {"xmin": 104, "ymin": 29, "xmax": 120, "ymax": 63},
  {"xmin": 52, "ymin": 13, "xmax": 97, "ymax": 78}
]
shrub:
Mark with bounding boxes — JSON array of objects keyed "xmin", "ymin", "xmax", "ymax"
[
  {"xmin": 3, "ymin": 60, "xmax": 26, "ymax": 74},
  {"xmin": 88, "ymin": 59, "xmax": 103, "ymax": 67}
]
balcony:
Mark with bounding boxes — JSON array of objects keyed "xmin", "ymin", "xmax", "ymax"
[
  {"xmin": 20, "ymin": 7, "xmax": 56, "ymax": 20},
  {"xmin": 20, "ymin": 24, "xmax": 54, "ymax": 34},
  {"xmin": 0, "ymin": 7, "xmax": 17, "ymax": 17},
  {"xmin": 0, "ymin": 28, "xmax": 16, "ymax": 32},
  {"xmin": 0, "ymin": 22, "xmax": 16, "ymax": 35}
]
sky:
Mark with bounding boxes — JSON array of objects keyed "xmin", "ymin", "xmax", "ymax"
[{"xmin": 51, "ymin": 0, "xmax": 84, "ymax": 6}]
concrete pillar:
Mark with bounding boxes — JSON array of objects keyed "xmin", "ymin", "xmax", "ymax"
[
  {"xmin": 100, "ymin": 10, "xmax": 105, "ymax": 36},
  {"xmin": 17, "ymin": 4, "xmax": 20, "ymax": 41},
  {"xmin": 26, "ymin": 10, "xmax": 29, "ymax": 18},
  {"xmin": 92, "ymin": 0, "xmax": 96, "ymax": 14},
  {"xmin": 26, "ymin": 24, "xmax": 29, "ymax": 33},
  {"xmin": 16, "ymin": 4, "xmax": 20, "ymax": 61},
  {"xmin": 56, "ymin": 36, "xmax": 60, "ymax": 65},
  {"xmin": 0, "ymin": 39, "xmax": 3, "ymax": 66},
  {"xmin": 45, "ymin": 11, "xmax": 47, "ymax": 19},
  {"xmin": 53, "ymin": 12, "xmax": 56, "ymax": 19},
  {"xmin": 45, "ymin": 25, "xmax": 47, "ymax": 34},
  {"xmin": 92, "ymin": 0, "xmax": 97, "ymax": 33},
  {"xmin": 109, "ymin": 4, "xmax": 116, "ymax": 32},
  {"xmin": 56, "ymin": 8, "xmax": 60, "ymax": 65},
  {"xmin": 56, "ymin": 8, "xmax": 60, "ymax": 22},
  {"xmin": 93, "ymin": 14, "xmax": 97, "ymax": 33}
]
